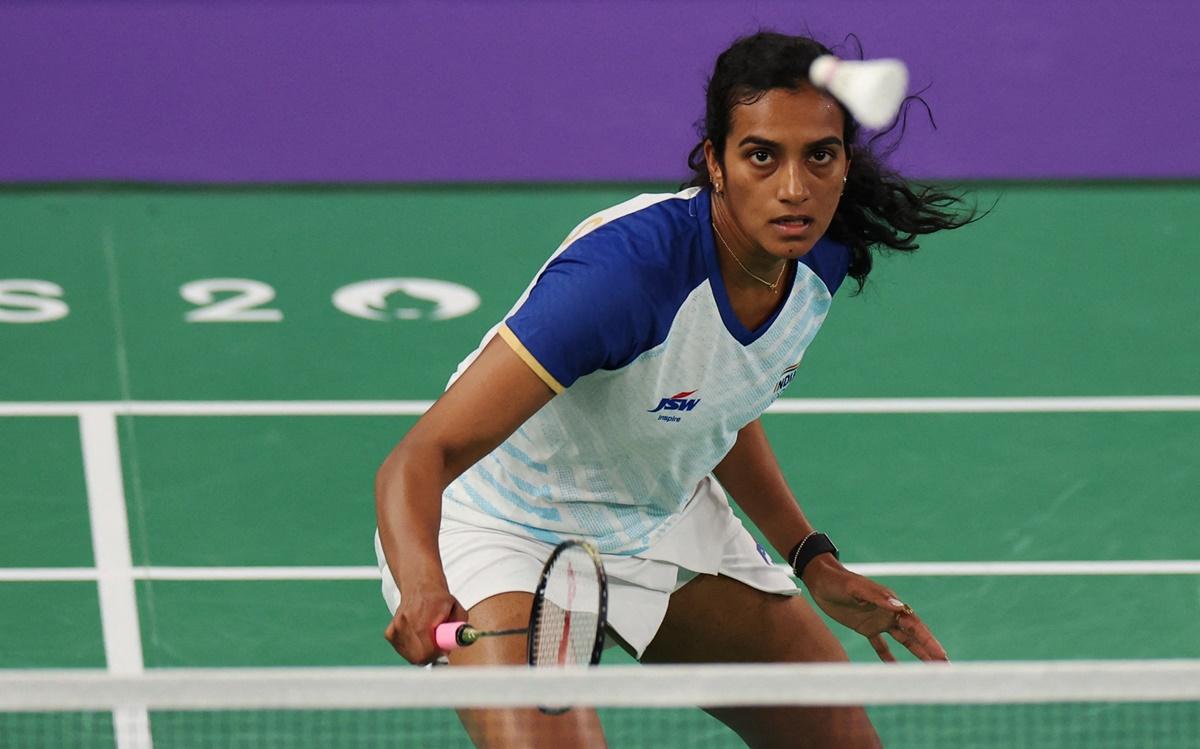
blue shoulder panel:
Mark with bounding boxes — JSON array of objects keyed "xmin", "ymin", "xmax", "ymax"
[
  {"xmin": 505, "ymin": 196, "xmax": 709, "ymax": 389},
  {"xmin": 799, "ymin": 237, "xmax": 851, "ymax": 295}
]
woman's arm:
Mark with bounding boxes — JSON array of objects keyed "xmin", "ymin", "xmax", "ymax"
[
  {"xmin": 712, "ymin": 418, "xmax": 813, "ymax": 557},
  {"xmin": 375, "ymin": 333, "xmax": 555, "ymax": 664},
  {"xmin": 713, "ymin": 418, "xmax": 948, "ymax": 662}
]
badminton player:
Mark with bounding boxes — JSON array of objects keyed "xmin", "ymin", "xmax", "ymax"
[{"xmin": 376, "ymin": 30, "xmax": 975, "ymax": 747}]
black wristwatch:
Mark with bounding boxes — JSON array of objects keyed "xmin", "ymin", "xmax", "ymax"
[{"xmin": 789, "ymin": 532, "xmax": 839, "ymax": 579}]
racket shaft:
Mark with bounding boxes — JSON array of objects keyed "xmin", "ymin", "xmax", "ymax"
[{"xmin": 475, "ymin": 626, "xmax": 527, "ymax": 639}]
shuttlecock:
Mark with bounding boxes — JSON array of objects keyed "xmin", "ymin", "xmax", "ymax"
[{"xmin": 809, "ymin": 55, "xmax": 909, "ymax": 129}]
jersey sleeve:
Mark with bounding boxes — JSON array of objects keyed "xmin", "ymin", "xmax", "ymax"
[
  {"xmin": 501, "ymin": 230, "xmax": 664, "ymax": 393},
  {"xmin": 799, "ymin": 238, "xmax": 851, "ymax": 295}
]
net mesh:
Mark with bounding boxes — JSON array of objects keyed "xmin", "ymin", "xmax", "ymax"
[
  {"xmin": 4, "ymin": 703, "xmax": 1200, "ymax": 748},
  {"xmin": 2, "ymin": 662, "xmax": 1198, "ymax": 748}
]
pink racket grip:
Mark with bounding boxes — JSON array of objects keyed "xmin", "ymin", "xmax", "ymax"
[{"xmin": 435, "ymin": 622, "xmax": 468, "ymax": 651}]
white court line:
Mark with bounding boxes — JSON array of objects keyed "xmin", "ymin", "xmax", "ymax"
[
  {"xmin": 765, "ymin": 396, "xmax": 1200, "ymax": 414},
  {"xmin": 835, "ymin": 560, "xmax": 1200, "ymax": 576},
  {"xmin": 4, "ymin": 560, "xmax": 1200, "ymax": 583},
  {"xmin": 79, "ymin": 410, "xmax": 145, "ymax": 670},
  {"xmin": 79, "ymin": 408, "xmax": 151, "ymax": 749},
  {"xmin": 0, "ymin": 568, "xmax": 99, "ymax": 581},
  {"xmin": 132, "ymin": 566, "xmax": 384, "ymax": 581},
  {"xmin": 1, "ymin": 395, "xmax": 1200, "ymax": 417}
]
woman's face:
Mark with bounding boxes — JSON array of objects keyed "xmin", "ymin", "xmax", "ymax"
[{"xmin": 707, "ymin": 86, "xmax": 849, "ymax": 260}]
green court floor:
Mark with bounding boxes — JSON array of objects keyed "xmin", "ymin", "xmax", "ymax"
[{"xmin": 1, "ymin": 183, "xmax": 1197, "ymax": 747}]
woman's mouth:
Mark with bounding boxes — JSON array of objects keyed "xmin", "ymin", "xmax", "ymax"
[{"xmin": 770, "ymin": 215, "xmax": 814, "ymax": 236}]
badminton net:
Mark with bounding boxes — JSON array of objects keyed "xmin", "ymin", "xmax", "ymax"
[{"xmin": 2, "ymin": 660, "xmax": 1198, "ymax": 748}]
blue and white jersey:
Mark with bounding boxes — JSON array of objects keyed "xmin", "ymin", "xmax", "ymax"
[{"xmin": 441, "ymin": 187, "xmax": 849, "ymax": 555}]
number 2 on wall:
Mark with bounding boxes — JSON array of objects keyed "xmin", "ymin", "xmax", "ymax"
[{"xmin": 180, "ymin": 279, "xmax": 284, "ymax": 323}]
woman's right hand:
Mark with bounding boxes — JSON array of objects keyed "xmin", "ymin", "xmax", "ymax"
[
  {"xmin": 375, "ymin": 333, "xmax": 555, "ymax": 664},
  {"xmin": 384, "ymin": 578, "xmax": 468, "ymax": 664}
]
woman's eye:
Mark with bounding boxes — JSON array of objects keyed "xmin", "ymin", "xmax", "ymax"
[
  {"xmin": 811, "ymin": 150, "xmax": 833, "ymax": 164},
  {"xmin": 749, "ymin": 150, "xmax": 772, "ymax": 165}
]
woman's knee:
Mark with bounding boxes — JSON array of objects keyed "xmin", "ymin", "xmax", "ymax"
[{"xmin": 447, "ymin": 592, "xmax": 607, "ymax": 746}]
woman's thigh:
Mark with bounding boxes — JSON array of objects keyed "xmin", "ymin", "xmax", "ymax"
[
  {"xmin": 640, "ymin": 574, "xmax": 880, "ymax": 749},
  {"xmin": 448, "ymin": 591, "xmax": 607, "ymax": 748}
]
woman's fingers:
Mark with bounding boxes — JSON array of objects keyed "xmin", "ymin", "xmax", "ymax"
[
  {"xmin": 829, "ymin": 575, "xmax": 950, "ymax": 662},
  {"xmin": 384, "ymin": 613, "xmax": 430, "ymax": 663},
  {"xmin": 384, "ymin": 595, "xmax": 466, "ymax": 664},
  {"xmin": 867, "ymin": 634, "xmax": 896, "ymax": 662},
  {"xmin": 891, "ymin": 611, "xmax": 950, "ymax": 662},
  {"xmin": 855, "ymin": 583, "xmax": 950, "ymax": 662},
  {"xmin": 887, "ymin": 621, "xmax": 931, "ymax": 661},
  {"xmin": 383, "ymin": 617, "xmax": 416, "ymax": 658}
]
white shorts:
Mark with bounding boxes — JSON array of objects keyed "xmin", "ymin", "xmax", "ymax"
[{"xmin": 375, "ymin": 476, "xmax": 799, "ymax": 657}]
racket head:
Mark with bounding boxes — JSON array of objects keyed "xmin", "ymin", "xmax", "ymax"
[{"xmin": 526, "ymin": 539, "xmax": 608, "ymax": 669}]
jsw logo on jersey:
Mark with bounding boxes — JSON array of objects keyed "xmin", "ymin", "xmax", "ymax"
[{"xmin": 648, "ymin": 390, "xmax": 701, "ymax": 416}]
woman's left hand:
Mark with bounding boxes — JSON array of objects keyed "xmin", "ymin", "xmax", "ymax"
[{"xmin": 802, "ymin": 556, "xmax": 949, "ymax": 663}]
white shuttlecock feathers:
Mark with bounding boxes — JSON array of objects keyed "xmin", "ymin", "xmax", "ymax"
[{"xmin": 809, "ymin": 55, "xmax": 909, "ymax": 129}]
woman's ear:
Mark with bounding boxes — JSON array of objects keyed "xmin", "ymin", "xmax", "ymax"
[{"xmin": 704, "ymin": 140, "xmax": 724, "ymax": 194}]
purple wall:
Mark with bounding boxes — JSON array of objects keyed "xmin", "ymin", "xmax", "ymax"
[{"xmin": 3, "ymin": 1, "xmax": 1198, "ymax": 183}]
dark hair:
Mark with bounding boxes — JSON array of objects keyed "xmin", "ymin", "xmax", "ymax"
[{"xmin": 685, "ymin": 31, "xmax": 978, "ymax": 293}]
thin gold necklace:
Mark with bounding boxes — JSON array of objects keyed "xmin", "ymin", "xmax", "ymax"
[{"xmin": 712, "ymin": 222, "xmax": 787, "ymax": 293}]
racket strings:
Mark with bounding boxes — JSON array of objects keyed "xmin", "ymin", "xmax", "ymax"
[
  {"xmin": 530, "ymin": 546, "xmax": 604, "ymax": 667},
  {"xmin": 532, "ymin": 600, "xmax": 600, "ymax": 666}
]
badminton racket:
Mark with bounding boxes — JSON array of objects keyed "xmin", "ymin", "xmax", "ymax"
[{"xmin": 435, "ymin": 539, "xmax": 608, "ymax": 668}]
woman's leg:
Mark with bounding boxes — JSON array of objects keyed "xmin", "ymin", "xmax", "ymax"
[
  {"xmin": 448, "ymin": 591, "xmax": 607, "ymax": 748},
  {"xmin": 640, "ymin": 574, "xmax": 881, "ymax": 749}
]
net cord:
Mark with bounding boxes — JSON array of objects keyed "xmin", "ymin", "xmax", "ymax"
[{"xmin": 2, "ymin": 661, "xmax": 1198, "ymax": 712}]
